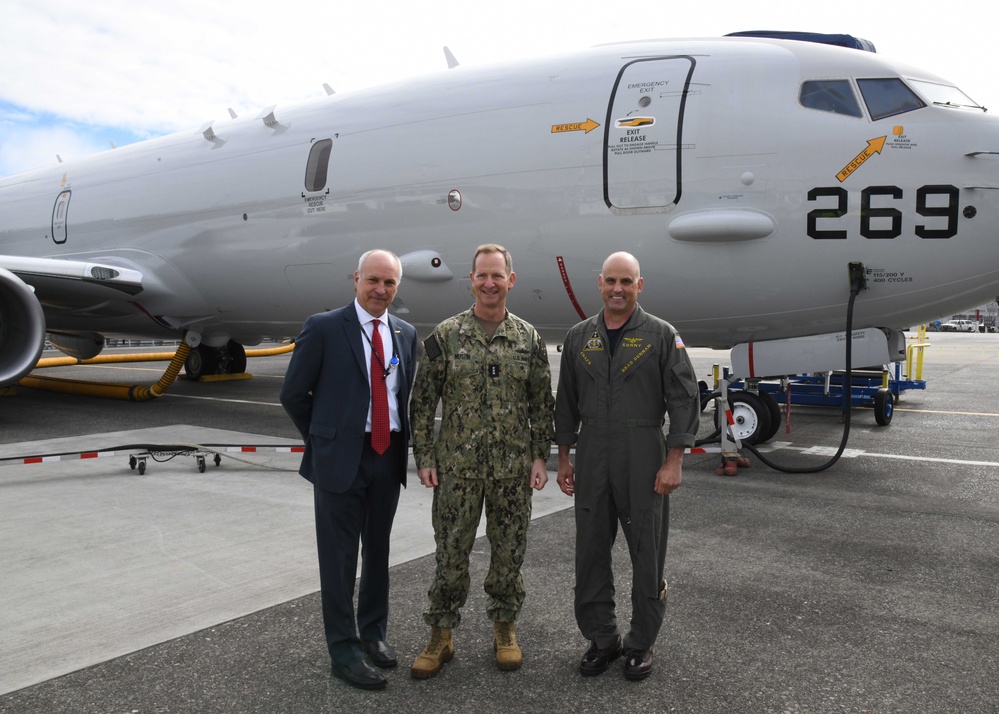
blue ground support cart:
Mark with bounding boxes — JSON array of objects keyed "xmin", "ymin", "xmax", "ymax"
[{"xmin": 700, "ymin": 339, "xmax": 930, "ymax": 441}]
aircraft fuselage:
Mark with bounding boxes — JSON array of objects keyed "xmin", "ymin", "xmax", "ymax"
[{"xmin": 2, "ymin": 37, "xmax": 998, "ymax": 354}]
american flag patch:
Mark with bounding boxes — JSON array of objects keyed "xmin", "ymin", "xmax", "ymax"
[
  {"xmin": 675, "ymin": 335, "xmax": 685, "ymax": 349},
  {"xmin": 423, "ymin": 334, "xmax": 443, "ymax": 361}
]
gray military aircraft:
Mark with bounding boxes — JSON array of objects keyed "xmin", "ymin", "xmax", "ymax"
[{"xmin": 2, "ymin": 32, "xmax": 997, "ymax": 432}]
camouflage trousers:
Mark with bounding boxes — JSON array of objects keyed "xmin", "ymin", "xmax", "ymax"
[{"xmin": 424, "ymin": 474, "xmax": 533, "ymax": 628}]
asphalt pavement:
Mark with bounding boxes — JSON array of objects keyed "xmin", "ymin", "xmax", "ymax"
[{"xmin": 1, "ymin": 332, "xmax": 996, "ymax": 713}]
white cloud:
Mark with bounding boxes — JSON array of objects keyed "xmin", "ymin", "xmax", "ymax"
[
  {"xmin": 0, "ymin": 122, "xmax": 112, "ymax": 175},
  {"xmin": 1, "ymin": 0, "xmax": 997, "ymax": 176}
]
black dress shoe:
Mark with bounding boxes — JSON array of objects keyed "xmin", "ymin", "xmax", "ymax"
[
  {"xmin": 623, "ymin": 648, "xmax": 654, "ymax": 681},
  {"xmin": 363, "ymin": 640, "xmax": 398, "ymax": 668},
  {"xmin": 579, "ymin": 636, "xmax": 623, "ymax": 676},
  {"xmin": 330, "ymin": 657, "xmax": 387, "ymax": 690}
]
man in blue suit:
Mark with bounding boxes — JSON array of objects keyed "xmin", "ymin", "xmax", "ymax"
[{"xmin": 280, "ymin": 249, "xmax": 418, "ymax": 690}]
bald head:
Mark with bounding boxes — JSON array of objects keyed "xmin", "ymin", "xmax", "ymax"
[
  {"xmin": 357, "ymin": 249, "xmax": 403, "ymax": 278},
  {"xmin": 598, "ymin": 251, "xmax": 643, "ymax": 325},
  {"xmin": 601, "ymin": 251, "xmax": 640, "ymax": 276}
]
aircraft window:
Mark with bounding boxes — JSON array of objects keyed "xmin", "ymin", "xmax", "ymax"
[
  {"xmin": 857, "ymin": 78, "xmax": 926, "ymax": 120},
  {"xmin": 800, "ymin": 80, "xmax": 863, "ymax": 117},
  {"xmin": 907, "ymin": 79, "xmax": 984, "ymax": 111},
  {"xmin": 304, "ymin": 139, "xmax": 333, "ymax": 192}
]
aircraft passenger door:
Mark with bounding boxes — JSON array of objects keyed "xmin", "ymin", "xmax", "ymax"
[{"xmin": 604, "ymin": 57, "xmax": 694, "ymax": 213}]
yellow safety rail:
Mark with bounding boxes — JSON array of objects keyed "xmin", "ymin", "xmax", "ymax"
[{"xmin": 906, "ymin": 342, "xmax": 930, "ymax": 381}]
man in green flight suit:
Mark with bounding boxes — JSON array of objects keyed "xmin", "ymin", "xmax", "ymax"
[
  {"xmin": 555, "ymin": 251, "xmax": 700, "ymax": 681},
  {"xmin": 410, "ymin": 243, "xmax": 555, "ymax": 678}
]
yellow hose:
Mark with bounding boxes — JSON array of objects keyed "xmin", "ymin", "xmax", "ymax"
[
  {"xmin": 18, "ymin": 341, "xmax": 294, "ymax": 401},
  {"xmin": 245, "ymin": 343, "xmax": 295, "ymax": 357},
  {"xmin": 34, "ymin": 351, "xmax": 180, "ymax": 368},
  {"xmin": 132, "ymin": 342, "xmax": 192, "ymax": 400},
  {"xmin": 32, "ymin": 341, "xmax": 294, "ymax": 368},
  {"xmin": 18, "ymin": 343, "xmax": 192, "ymax": 401}
]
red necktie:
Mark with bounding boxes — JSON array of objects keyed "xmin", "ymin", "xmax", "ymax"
[{"xmin": 369, "ymin": 319, "xmax": 390, "ymax": 455}]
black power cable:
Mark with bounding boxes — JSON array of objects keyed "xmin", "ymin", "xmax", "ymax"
[{"xmin": 706, "ymin": 263, "xmax": 866, "ymax": 474}]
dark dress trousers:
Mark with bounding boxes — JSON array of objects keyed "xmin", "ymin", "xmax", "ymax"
[{"xmin": 280, "ymin": 301, "xmax": 418, "ymax": 663}]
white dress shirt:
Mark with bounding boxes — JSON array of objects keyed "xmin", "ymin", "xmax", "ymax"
[{"xmin": 354, "ymin": 300, "xmax": 402, "ymax": 433}]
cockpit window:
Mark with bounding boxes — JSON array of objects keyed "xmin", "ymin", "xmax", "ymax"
[
  {"xmin": 800, "ymin": 80, "xmax": 863, "ymax": 117},
  {"xmin": 907, "ymin": 79, "xmax": 984, "ymax": 111},
  {"xmin": 857, "ymin": 78, "xmax": 926, "ymax": 120}
]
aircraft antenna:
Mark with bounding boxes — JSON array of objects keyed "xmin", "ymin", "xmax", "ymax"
[
  {"xmin": 443, "ymin": 46, "xmax": 459, "ymax": 69},
  {"xmin": 258, "ymin": 106, "xmax": 278, "ymax": 126}
]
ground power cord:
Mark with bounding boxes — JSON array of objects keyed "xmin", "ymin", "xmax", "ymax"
[{"xmin": 705, "ymin": 263, "xmax": 865, "ymax": 474}]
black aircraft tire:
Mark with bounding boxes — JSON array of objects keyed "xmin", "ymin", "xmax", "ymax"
[
  {"xmin": 223, "ymin": 340, "xmax": 247, "ymax": 374},
  {"xmin": 184, "ymin": 344, "xmax": 219, "ymax": 380},
  {"xmin": 184, "ymin": 346, "xmax": 203, "ymax": 380},
  {"xmin": 727, "ymin": 391, "xmax": 772, "ymax": 446},
  {"xmin": 758, "ymin": 390, "xmax": 783, "ymax": 443}
]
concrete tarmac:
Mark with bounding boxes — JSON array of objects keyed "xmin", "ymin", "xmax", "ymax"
[{"xmin": 0, "ymin": 332, "xmax": 996, "ymax": 713}]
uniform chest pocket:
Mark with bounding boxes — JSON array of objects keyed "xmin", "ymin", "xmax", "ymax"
[
  {"xmin": 474, "ymin": 353, "xmax": 530, "ymax": 383},
  {"xmin": 619, "ymin": 346, "xmax": 658, "ymax": 379},
  {"xmin": 503, "ymin": 357, "xmax": 530, "ymax": 383},
  {"xmin": 449, "ymin": 354, "xmax": 480, "ymax": 380}
]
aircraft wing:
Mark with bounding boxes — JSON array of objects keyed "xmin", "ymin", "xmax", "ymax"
[{"xmin": 1, "ymin": 255, "xmax": 144, "ymax": 310}]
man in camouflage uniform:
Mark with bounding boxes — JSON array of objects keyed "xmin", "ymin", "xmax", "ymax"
[
  {"xmin": 409, "ymin": 243, "xmax": 555, "ymax": 678},
  {"xmin": 555, "ymin": 251, "xmax": 699, "ymax": 682}
]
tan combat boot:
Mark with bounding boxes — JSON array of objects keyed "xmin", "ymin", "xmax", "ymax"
[
  {"xmin": 410, "ymin": 626, "xmax": 454, "ymax": 679},
  {"xmin": 493, "ymin": 621, "xmax": 522, "ymax": 671}
]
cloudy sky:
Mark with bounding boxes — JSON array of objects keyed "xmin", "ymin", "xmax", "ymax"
[{"xmin": 2, "ymin": 0, "xmax": 995, "ymax": 177}]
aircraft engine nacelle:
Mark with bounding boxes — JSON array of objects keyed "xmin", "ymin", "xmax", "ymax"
[
  {"xmin": 47, "ymin": 331, "xmax": 106, "ymax": 360},
  {"xmin": 0, "ymin": 267, "xmax": 46, "ymax": 387}
]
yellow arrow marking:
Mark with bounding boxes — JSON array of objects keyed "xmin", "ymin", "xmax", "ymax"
[
  {"xmin": 837, "ymin": 136, "xmax": 887, "ymax": 182},
  {"xmin": 551, "ymin": 118, "xmax": 600, "ymax": 134}
]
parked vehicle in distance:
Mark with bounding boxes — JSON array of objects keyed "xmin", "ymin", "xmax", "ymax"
[{"xmin": 942, "ymin": 319, "xmax": 979, "ymax": 332}]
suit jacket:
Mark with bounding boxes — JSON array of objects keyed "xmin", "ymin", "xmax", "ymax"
[{"xmin": 280, "ymin": 301, "xmax": 418, "ymax": 493}]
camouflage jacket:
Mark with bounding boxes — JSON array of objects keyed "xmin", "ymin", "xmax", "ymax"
[{"xmin": 411, "ymin": 307, "xmax": 555, "ymax": 478}]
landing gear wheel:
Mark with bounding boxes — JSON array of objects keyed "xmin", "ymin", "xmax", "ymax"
[
  {"xmin": 184, "ymin": 345, "xmax": 219, "ymax": 380},
  {"xmin": 213, "ymin": 453, "xmax": 222, "ymax": 467},
  {"xmin": 129, "ymin": 456, "xmax": 137, "ymax": 471},
  {"xmin": 874, "ymin": 388, "xmax": 894, "ymax": 426},
  {"xmin": 728, "ymin": 391, "xmax": 772, "ymax": 446},
  {"xmin": 218, "ymin": 340, "xmax": 247, "ymax": 374},
  {"xmin": 197, "ymin": 455, "xmax": 207, "ymax": 473},
  {"xmin": 758, "ymin": 391, "xmax": 783, "ymax": 443},
  {"xmin": 138, "ymin": 460, "xmax": 146, "ymax": 475},
  {"xmin": 185, "ymin": 341, "xmax": 247, "ymax": 379}
]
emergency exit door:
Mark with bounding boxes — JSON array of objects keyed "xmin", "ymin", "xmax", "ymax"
[{"xmin": 604, "ymin": 57, "xmax": 694, "ymax": 213}]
